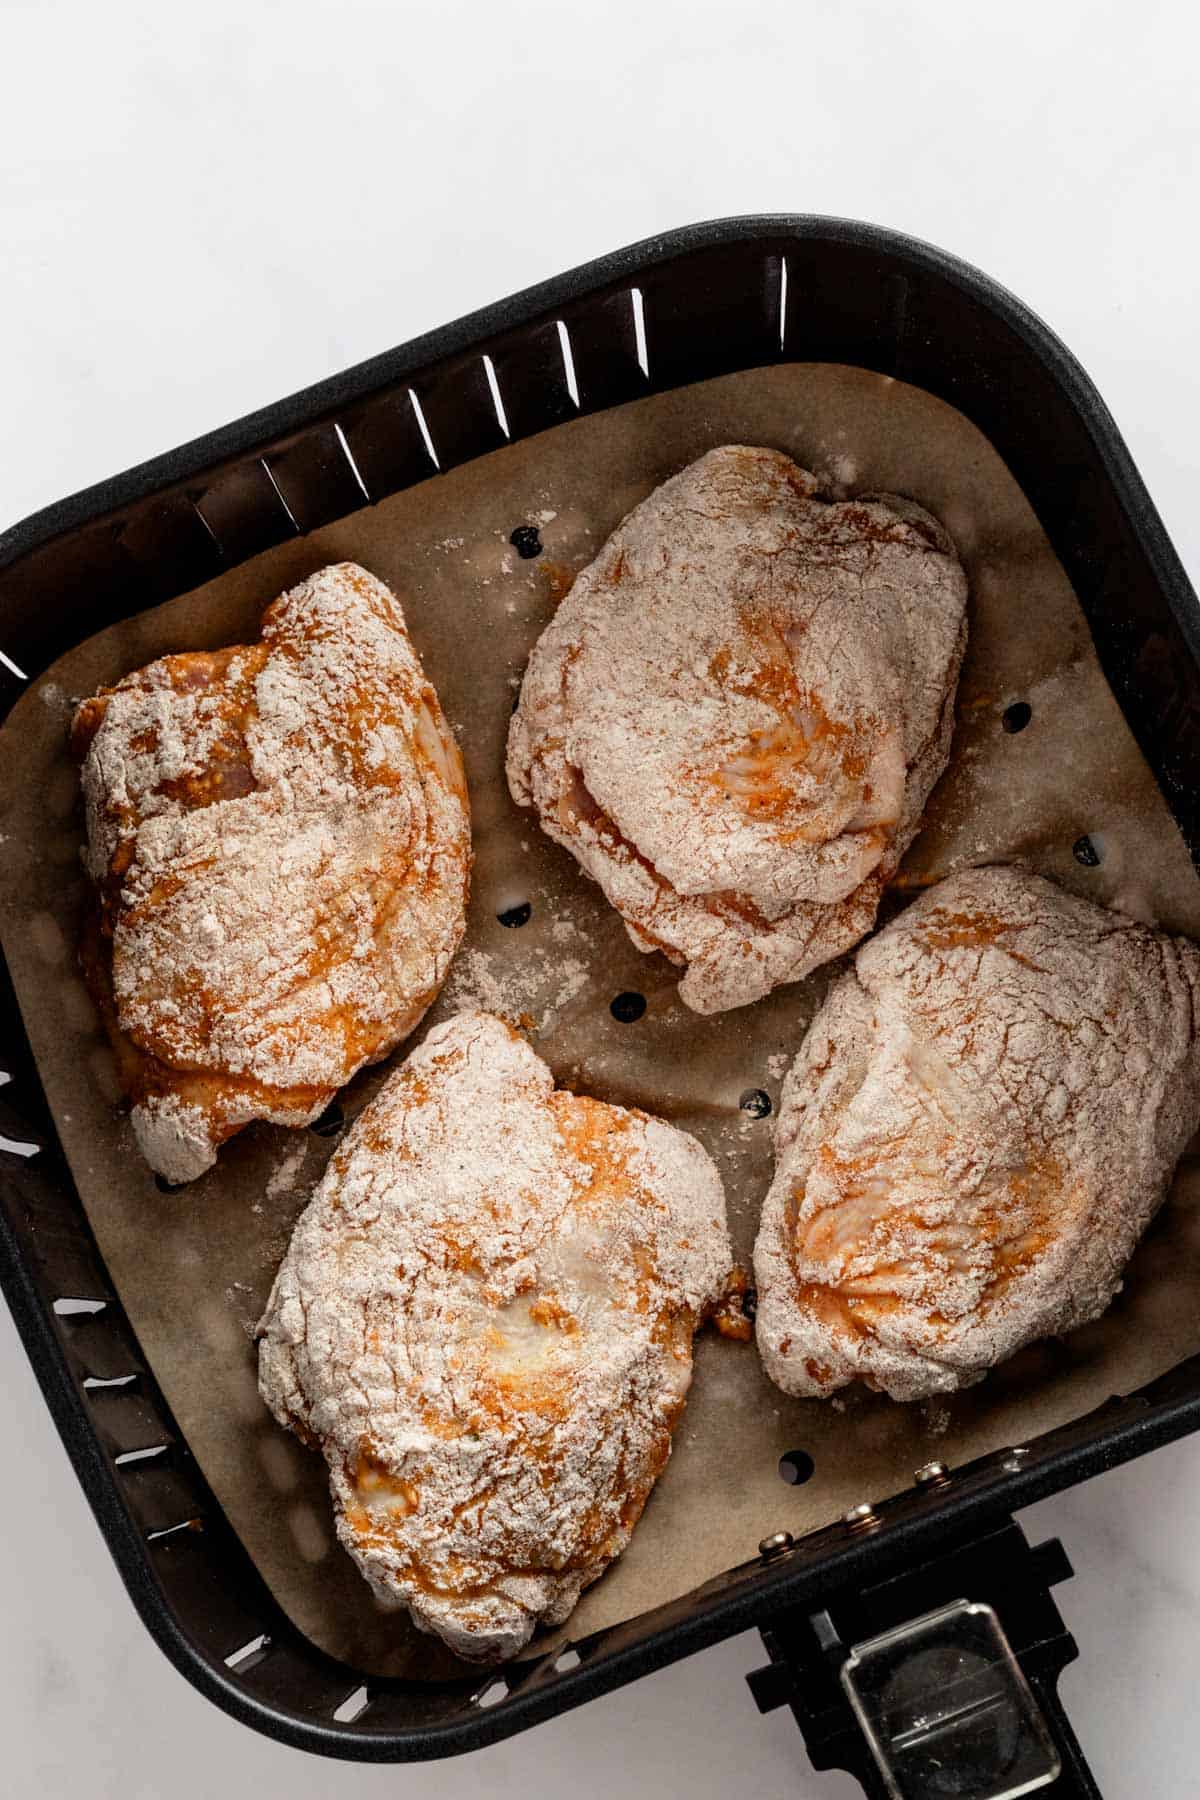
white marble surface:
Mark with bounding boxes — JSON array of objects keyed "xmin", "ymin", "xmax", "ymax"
[{"xmin": 3, "ymin": 3, "xmax": 1200, "ymax": 1794}]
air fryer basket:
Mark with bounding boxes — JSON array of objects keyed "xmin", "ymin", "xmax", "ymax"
[{"xmin": 1, "ymin": 217, "xmax": 1199, "ymax": 1787}]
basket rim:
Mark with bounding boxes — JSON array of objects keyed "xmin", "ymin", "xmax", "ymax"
[{"xmin": 2, "ymin": 210, "xmax": 1199, "ymax": 1762}]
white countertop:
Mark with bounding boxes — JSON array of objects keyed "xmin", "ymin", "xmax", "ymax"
[{"xmin": 4, "ymin": 3, "xmax": 1199, "ymax": 1794}]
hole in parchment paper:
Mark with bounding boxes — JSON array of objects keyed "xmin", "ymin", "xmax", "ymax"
[
  {"xmin": 1001, "ymin": 701, "xmax": 1032, "ymax": 734},
  {"xmin": 739, "ymin": 1087, "xmax": 772, "ymax": 1118},
  {"xmin": 555, "ymin": 1647, "xmax": 581, "ymax": 1672},
  {"xmin": 778, "ymin": 1449, "xmax": 816, "ymax": 1487},
  {"xmin": 53, "ymin": 1296, "xmax": 107, "ymax": 1317},
  {"xmin": 741, "ymin": 1286, "xmax": 758, "ymax": 1324},
  {"xmin": 310, "ymin": 1102, "xmax": 344, "ymax": 1137},
  {"xmin": 333, "ymin": 1685, "xmax": 371, "ymax": 1724},
  {"xmin": 610, "ymin": 991, "xmax": 647, "ymax": 1024},
  {"xmin": 475, "ymin": 1678, "xmax": 508, "ymax": 1710},
  {"xmin": 1073, "ymin": 835, "xmax": 1101, "ymax": 867},
  {"xmin": 510, "ymin": 525, "xmax": 542, "ymax": 559},
  {"xmin": 154, "ymin": 1173, "xmax": 188, "ymax": 1194},
  {"xmin": 498, "ymin": 902, "xmax": 532, "ymax": 929}
]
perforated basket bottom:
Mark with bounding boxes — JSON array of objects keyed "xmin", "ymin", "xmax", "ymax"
[{"xmin": 2, "ymin": 363, "xmax": 1199, "ymax": 1682}]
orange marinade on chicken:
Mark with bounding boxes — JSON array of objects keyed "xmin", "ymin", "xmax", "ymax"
[
  {"xmin": 257, "ymin": 1010, "xmax": 736, "ymax": 1661},
  {"xmin": 72, "ymin": 562, "xmax": 470, "ymax": 1183},
  {"xmin": 507, "ymin": 445, "xmax": 967, "ymax": 1013},
  {"xmin": 754, "ymin": 866, "xmax": 1200, "ymax": 1401}
]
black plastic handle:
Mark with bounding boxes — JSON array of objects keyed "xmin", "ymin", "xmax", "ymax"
[
  {"xmin": 1026, "ymin": 1672, "xmax": 1104, "ymax": 1800},
  {"xmin": 748, "ymin": 1521, "xmax": 1105, "ymax": 1798}
]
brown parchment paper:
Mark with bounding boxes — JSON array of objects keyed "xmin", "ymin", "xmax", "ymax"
[{"xmin": 4, "ymin": 364, "xmax": 1200, "ymax": 1682}]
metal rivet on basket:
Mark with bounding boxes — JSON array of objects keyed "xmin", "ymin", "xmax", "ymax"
[
  {"xmin": 914, "ymin": 1460, "xmax": 950, "ymax": 1488},
  {"xmin": 843, "ymin": 1502, "xmax": 880, "ymax": 1534},
  {"xmin": 759, "ymin": 1530, "xmax": 794, "ymax": 1559}
]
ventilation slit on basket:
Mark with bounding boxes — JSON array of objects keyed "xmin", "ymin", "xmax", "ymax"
[
  {"xmin": 224, "ymin": 1633, "xmax": 271, "ymax": 1671},
  {"xmin": 0, "ymin": 649, "xmax": 29, "ymax": 681},
  {"xmin": 630, "ymin": 287, "xmax": 649, "ymax": 377},
  {"xmin": 191, "ymin": 501, "xmax": 223, "ymax": 556},
  {"xmin": 83, "ymin": 1372, "xmax": 138, "ymax": 1391},
  {"xmin": 556, "ymin": 319, "xmax": 581, "ymax": 408},
  {"xmin": 482, "ymin": 355, "xmax": 511, "ymax": 440},
  {"xmin": 146, "ymin": 1517, "xmax": 203, "ymax": 1543},
  {"xmin": 475, "ymin": 1677, "xmax": 508, "ymax": 1710},
  {"xmin": 554, "ymin": 1647, "xmax": 581, "ymax": 1672},
  {"xmin": 0, "ymin": 1129, "xmax": 41, "ymax": 1158},
  {"xmin": 408, "ymin": 388, "xmax": 441, "ymax": 471},
  {"xmin": 53, "ymin": 1297, "xmax": 108, "ymax": 1317},
  {"xmin": 114, "ymin": 1443, "xmax": 170, "ymax": 1468},
  {"xmin": 333, "ymin": 1685, "xmax": 371, "ymax": 1724},
  {"xmin": 333, "ymin": 423, "xmax": 371, "ymax": 503},
  {"xmin": 259, "ymin": 459, "xmax": 300, "ymax": 533},
  {"xmin": 778, "ymin": 256, "xmax": 789, "ymax": 352}
]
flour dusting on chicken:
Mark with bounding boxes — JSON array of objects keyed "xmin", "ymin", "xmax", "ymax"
[
  {"xmin": 507, "ymin": 446, "xmax": 967, "ymax": 1012},
  {"xmin": 755, "ymin": 866, "xmax": 1200, "ymax": 1400},
  {"xmin": 257, "ymin": 1011, "xmax": 734, "ymax": 1660},
  {"xmin": 72, "ymin": 563, "xmax": 471, "ymax": 1181}
]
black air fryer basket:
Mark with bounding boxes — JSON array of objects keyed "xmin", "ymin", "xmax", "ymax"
[{"xmin": 2, "ymin": 216, "xmax": 1199, "ymax": 1798}]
